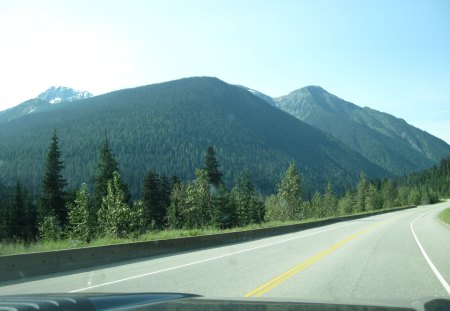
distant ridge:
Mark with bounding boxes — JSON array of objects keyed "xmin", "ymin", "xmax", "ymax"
[
  {"xmin": 274, "ymin": 86, "xmax": 450, "ymax": 175},
  {"xmin": 37, "ymin": 86, "xmax": 93, "ymax": 104},
  {"xmin": 0, "ymin": 77, "xmax": 388, "ymax": 196},
  {"xmin": 0, "ymin": 86, "xmax": 92, "ymax": 123}
]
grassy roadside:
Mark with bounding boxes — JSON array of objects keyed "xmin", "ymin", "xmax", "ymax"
[
  {"xmin": 0, "ymin": 205, "xmax": 413, "ymax": 256},
  {"xmin": 439, "ymin": 207, "xmax": 450, "ymax": 226}
]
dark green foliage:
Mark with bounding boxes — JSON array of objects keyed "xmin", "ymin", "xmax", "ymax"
[
  {"xmin": 355, "ymin": 172, "xmax": 367, "ymax": 212},
  {"xmin": 0, "ymin": 183, "xmax": 12, "ymax": 240},
  {"xmin": 159, "ymin": 175, "xmax": 172, "ymax": 222},
  {"xmin": 93, "ymin": 136, "xmax": 130, "ymax": 210},
  {"xmin": 0, "ymin": 77, "xmax": 391, "ymax": 199},
  {"xmin": 185, "ymin": 168, "xmax": 214, "ymax": 228},
  {"xmin": 277, "ymin": 162, "xmax": 302, "ymax": 220},
  {"xmin": 141, "ymin": 170, "xmax": 171, "ymax": 229},
  {"xmin": 322, "ymin": 182, "xmax": 338, "ymax": 216},
  {"xmin": 0, "ymin": 181, "xmax": 36, "ymax": 242},
  {"xmin": 166, "ymin": 182, "xmax": 188, "ymax": 229},
  {"xmin": 231, "ymin": 170, "xmax": 265, "ymax": 226},
  {"xmin": 203, "ymin": 146, "xmax": 223, "ymax": 188},
  {"xmin": 38, "ymin": 130, "xmax": 67, "ymax": 225},
  {"xmin": 10, "ymin": 182, "xmax": 27, "ymax": 240},
  {"xmin": 397, "ymin": 156, "xmax": 450, "ymax": 201},
  {"xmin": 214, "ymin": 185, "xmax": 236, "ymax": 229},
  {"xmin": 276, "ymin": 86, "xmax": 450, "ymax": 176}
]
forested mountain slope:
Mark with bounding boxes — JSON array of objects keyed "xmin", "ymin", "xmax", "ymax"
[
  {"xmin": 0, "ymin": 77, "xmax": 389, "ymax": 197},
  {"xmin": 0, "ymin": 99, "xmax": 53, "ymax": 124},
  {"xmin": 275, "ymin": 86, "xmax": 450, "ymax": 175},
  {"xmin": 0, "ymin": 86, "xmax": 92, "ymax": 124}
]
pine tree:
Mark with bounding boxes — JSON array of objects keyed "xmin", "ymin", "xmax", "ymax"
[
  {"xmin": 10, "ymin": 182, "xmax": 27, "ymax": 240},
  {"xmin": 93, "ymin": 136, "xmax": 130, "ymax": 210},
  {"xmin": 355, "ymin": 171, "xmax": 367, "ymax": 212},
  {"xmin": 214, "ymin": 185, "xmax": 236, "ymax": 229},
  {"xmin": 203, "ymin": 146, "xmax": 223, "ymax": 189},
  {"xmin": 0, "ymin": 185, "xmax": 11, "ymax": 240},
  {"xmin": 232, "ymin": 170, "xmax": 264, "ymax": 226},
  {"xmin": 338, "ymin": 191, "xmax": 354, "ymax": 215},
  {"xmin": 277, "ymin": 162, "xmax": 302, "ymax": 220},
  {"xmin": 159, "ymin": 175, "xmax": 172, "ymax": 227},
  {"xmin": 167, "ymin": 182, "xmax": 188, "ymax": 229},
  {"xmin": 23, "ymin": 187, "xmax": 37, "ymax": 242},
  {"xmin": 381, "ymin": 179, "xmax": 396, "ymax": 208},
  {"xmin": 311, "ymin": 191, "xmax": 323, "ymax": 218},
  {"xmin": 141, "ymin": 170, "xmax": 164, "ymax": 229},
  {"xmin": 39, "ymin": 130, "xmax": 67, "ymax": 226},
  {"xmin": 185, "ymin": 168, "xmax": 213, "ymax": 228},
  {"xmin": 365, "ymin": 183, "xmax": 381, "ymax": 211},
  {"xmin": 322, "ymin": 182, "xmax": 337, "ymax": 217}
]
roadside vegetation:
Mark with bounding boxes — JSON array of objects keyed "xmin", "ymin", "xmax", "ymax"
[
  {"xmin": 1, "ymin": 132, "xmax": 449, "ymax": 255},
  {"xmin": 0, "ymin": 206, "xmax": 411, "ymax": 256},
  {"xmin": 439, "ymin": 208, "xmax": 450, "ymax": 226}
]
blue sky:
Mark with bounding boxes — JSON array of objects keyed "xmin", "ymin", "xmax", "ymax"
[{"xmin": 1, "ymin": 0, "xmax": 449, "ymax": 143}]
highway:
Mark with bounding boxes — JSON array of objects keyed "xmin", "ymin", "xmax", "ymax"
[{"xmin": 1, "ymin": 202, "xmax": 449, "ymax": 305}]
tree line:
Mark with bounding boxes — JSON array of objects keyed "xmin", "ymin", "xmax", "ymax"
[{"xmin": 0, "ymin": 131, "xmax": 448, "ymax": 243}]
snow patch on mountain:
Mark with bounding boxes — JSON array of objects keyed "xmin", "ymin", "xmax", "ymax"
[{"xmin": 38, "ymin": 86, "xmax": 93, "ymax": 104}]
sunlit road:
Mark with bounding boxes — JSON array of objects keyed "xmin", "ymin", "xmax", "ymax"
[{"xmin": 1, "ymin": 202, "xmax": 449, "ymax": 304}]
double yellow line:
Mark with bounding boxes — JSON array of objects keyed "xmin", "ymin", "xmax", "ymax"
[{"xmin": 244, "ymin": 222, "xmax": 383, "ymax": 297}]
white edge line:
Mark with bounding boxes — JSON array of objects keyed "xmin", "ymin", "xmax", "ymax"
[
  {"xmin": 69, "ymin": 221, "xmax": 360, "ymax": 293},
  {"xmin": 410, "ymin": 212, "xmax": 450, "ymax": 295}
]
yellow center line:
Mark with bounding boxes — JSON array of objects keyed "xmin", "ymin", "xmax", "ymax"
[{"xmin": 244, "ymin": 221, "xmax": 384, "ymax": 297}]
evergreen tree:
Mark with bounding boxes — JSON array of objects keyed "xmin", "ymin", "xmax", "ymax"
[
  {"xmin": 322, "ymin": 182, "xmax": 337, "ymax": 217},
  {"xmin": 10, "ymin": 182, "xmax": 27, "ymax": 240},
  {"xmin": 355, "ymin": 171, "xmax": 367, "ymax": 212},
  {"xmin": 141, "ymin": 170, "xmax": 170, "ymax": 229},
  {"xmin": 407, "ymin": 187, "xmax": 421, "ymax": 206},
  {"xmin": 185, "ymin": 168, "xmax": 213, "ymax": 228},
  {"xmin": 167, "ymin": 182, "xmax": 188, "ymax": 229},
  {"xmin": 141, "ymin": 169, "xmax": 160, "ymax": 227},
  {"xmin": 0, "ymin": 185, "xmax": 11, "ymax": 240},
  {"xmin": 214, "ymin": 185, "xmax": 236, "ymax": 229},
  {"xmin": 232, "ymin": 170, "xmax": 264, "ymax": 226},
  {"xmin": 338, "ymin": 191, "xmax": 354, "ymax": 215},
  {"xmin": 93, "ymin": 136, "xmax": 130, "ymax": 210},
  {"xmin": 159, "ymin": 175, "xmax": 172, "ymax": 226},
  {"xmin": 203, "ymin": 146, "xmax": 223, "ymax": 188},
  {"xmin": 365, "ymin": 183, "xmax": 381, "ymax": 211},
  {"xmin": 311, "ymin": 191, "xmax": 323, "ymax": 218},
  {"xmin": 381, "ymin": 179, "xmax": 396, "ymax": 208},
  {"xmin": 277, "ymin": 162, "xmax": 302, "ymax": 220},
  {"xmin": 39, "ymin": 130, "xmax": 67, "ymax": 226}
]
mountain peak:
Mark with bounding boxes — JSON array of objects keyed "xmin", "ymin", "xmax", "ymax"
[{"xmin": 37, "ymin": 86, "xmax": 93, "ymax": 104}]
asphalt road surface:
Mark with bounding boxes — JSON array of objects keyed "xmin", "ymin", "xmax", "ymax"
[{"xmin": 1, "ymin": 202, "xmax": 449, "ymax": 305}]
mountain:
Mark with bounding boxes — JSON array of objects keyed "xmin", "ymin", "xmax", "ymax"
[
  {"xmin": 274, "ymin": 86, "xmax": 450, "ymax": 176},
  {"xmin": 0, "ymin": 77, "xmax": 389, "ymax": 197},
  {"xmin": 0, "ymin": 86, "xmax": 93, "ymax": 124},
  {"xmin": 37, "ymin": 86, "xmax": 93, "ymax": 104},
  {"xmin": 0, "ymin": 99, "xmax": 52, "ymax": 123},
  {"xmin": 237, "ymin": 85, "xmax": 279, "ymax": 108}
]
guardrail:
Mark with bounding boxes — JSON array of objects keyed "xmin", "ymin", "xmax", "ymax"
[{"xmin": 0, "ymin": 205, "xmax": 416, "ymax": 282}]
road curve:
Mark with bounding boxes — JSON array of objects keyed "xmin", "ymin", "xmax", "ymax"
[{"xmin": 1, "ymin": 202, "xmax": 449, "ymax": 305}]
